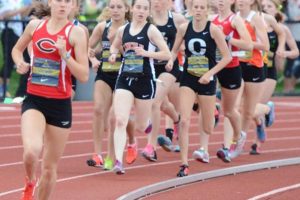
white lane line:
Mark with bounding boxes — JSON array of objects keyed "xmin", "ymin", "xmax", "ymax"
[
  {"xmin": 276, "ymin": 102, "xmax": 300, "ymax": 107},
  {"xmin": 1, "ymin": 117, "xmax": 300, "ymax": 138},
  {"xmin": 248, "ymin": 183, "xmax": 300, "ymax": 200},
  {"xmin": 0, "ymin": 107, "xmax": 17, "ymax": 111},
  {"xmin": 1, "ymin": 111, "xmax": 299, "ymax": 128},
  {"xmin": 1, "ymin": 126, "xmax": 300, "ymax": 150},
  {"xmin": 0, "ymin": 134, "xmax": 300, "ymax": 168},
  {"xmin": 0, "ymin": 148, "xmax": 299, "ymax": 198}
]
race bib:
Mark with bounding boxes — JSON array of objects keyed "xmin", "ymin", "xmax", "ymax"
[
  {"xmin": 239, "ymin": 51, "xmax": 253, "ymax": 60},
  {"xmin": 123, "ymin": 51, "xmax": 144, "ymax": 74},
  {"xmin": 31, "ymin": 57, "xmax": 60, "ymax": 87},
  {"xmin": 187, "ymin": 55, "xmax": 209, "ymax": 77},
  {"xmin": 101, "ymin": 50, "xmax": 122, "ymax": 72},
  {"xmin": 267, "ymin": 51, "xmax": 274, "ymax": 68}
]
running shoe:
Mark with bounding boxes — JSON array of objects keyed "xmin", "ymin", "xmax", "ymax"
[
  {"xmin": 144, "ymin": 121, "xmax": 152, "ymax": 134},
  {"xmin": 192, "ymin": 103, "xmax": 199, "ymax": 112},
  {"xmin": 103, "ymin": 156, "xmax": 113, "ymax": 170},
  {"xmin": 126, "ymin": 142, "xmax": 138, "ymax": 164},
  {"xmin": 214, "ymin": 103, "xmax": 221, "ymax": 128},
  {"xmin": 256, "ymin": 123, "xmax": 266, "ymax": 143},
  {"xmin": 86, "ymin": 154, "xmax": 103, "ymax": 168},
  {"xmin": 21, "ymin": 177, "xmax": 37, "ymax": 200},
  {"xmin": 265, "ymin": 101, "xmax": 275, "ymax": 127},
  {"xmin": 165, "ymin": 128, "xmax": 174, "ymax": 142},
  {"xmin": 177, "ymin": 164, "xmax": 189, "ymax": 177},
  {"xmin": 157, "ymin": 135, "xmax": 173, "ymax": 152},
  {"xmin": 113, "ymin": 160, "xmax": 125, "ymax": 175},
  {"xmin": 141, "ymin": 144, "xmax": 157, "ymax": 162},
  {"xmin": 192, "ymin": 148, "xmax": 210, "ymax": 163},
  {"xmin": 216, "ymin": 147, "xmax": 231, "ymax": 163},
  {"xmin": 249, "ymin": 143, "xmax": 260, "ymax": 155},
  {"xmin": 174, "ymin": 145, "xmax": 180, "ymax": 152},
  {"xmin": 229, "ymin": 131, "xmax": 247, "ymax": 159}
]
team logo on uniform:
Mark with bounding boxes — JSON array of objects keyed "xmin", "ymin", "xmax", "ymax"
[
  {"xmin": 188, "ymin": 38, "xmax": 207, "ymax": 56},
  {"xmin": 36, "ymin": 38, "xmax": 56, "ymax": 53}
]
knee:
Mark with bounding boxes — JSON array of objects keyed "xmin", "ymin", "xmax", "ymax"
[
  {"xmin": 223, "ymin": 109, "xmax": 235, "ymax": 119},
  {"xmin": 135, "ymin": 122, "xmax": 148, "ymax": 133},
  {"xmin": 243, "ymin": 110, "xmax": 254, "ymax": 121},
  {"xmin": 115, "ymin": 115, "xmax": 128, "ymax": 129},
  {"xmin": 203, "ymin": 125, "xmax": 213, "ymax": 135},
  {"xmin": 160, "ymin": 101, "xmax": 171, "ymax": 113},
  {"xmin": 180, "ymin": 117, "xmax": 190, "ymax": 130},
  {"xmin": 42, "ymin": 164, "xmax": 57, "ymax": 181},
  {"xmin": 23, "ymin": 147, "xmax": 40, "ymax": 164},
  {"xmin": 93, "ymin": 104, "xmax": 105, "ymax": 117}
]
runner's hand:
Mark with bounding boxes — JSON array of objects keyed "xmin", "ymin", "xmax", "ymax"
[
  {"xmin": 165, "ymin": 59, "xmax": 173, "ymax": 72},
  {"xmin": 55, "ymin": 35, "xmax": 67, "ymax": 59},
  {"xmin": 16, "ymin": 60, "xmax": 30, "ymax": 74}
]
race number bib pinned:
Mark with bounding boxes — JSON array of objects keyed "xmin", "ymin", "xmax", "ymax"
[
  {"xmin": 187, "ymin": 55, "xmax": 209, "ymax": 77},
  {"xmin": 102, "ymin": 50, "xmax": 122, "ymax": 72},
  {"xmin": 238, "ymin": 51, "xmax": 253, "ymax": 60},
  {"xmin": 123, "ymin": 51, "xmax": 144, "ymax": 74},
  {"xmin": 31, "ymin": 57, "xmax": 60, "ymax": 87}
]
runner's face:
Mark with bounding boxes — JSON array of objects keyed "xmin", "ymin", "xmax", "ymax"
[
  {"xmin": 132, "ymin": 0, "xmax": 150, "ymax": 22},
  {"xmin": 109, "ymin": 0, "xmax": 128, "ymax": 21},
  {"xmin": 262, "ymin": 0, "xmax": 277, "ymax": 16},
  {"xmin": 49, "ymin": 0, "xmax": 73, "ymax": 19},
  {"xmin": 192, "ymin": 0, "xmax": 208, "ymax": 20},
  {"xmin": 217, "ymin": 0, "xmax": 234, "ymax": 11},
  {"xmin": 151, "ymin": 0, "xmax": 169, "ymax": 11},
  {"xmin": 236, "ymin": 0, "xmax": 252, "ymax": 11}
]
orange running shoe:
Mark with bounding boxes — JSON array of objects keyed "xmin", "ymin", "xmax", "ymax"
[
  {"xmin": 126, "ymin": 142, "xmax": 138, "ymax": 164},
  {"xmin": 21, "ymin": 177, "xmax": 37, "ymax": 200},
  {"xmin": 86, "ymin": 154, "xmax": 103, "ymax": 167}
]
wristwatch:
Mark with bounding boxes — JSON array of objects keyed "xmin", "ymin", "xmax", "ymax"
[{"xmin": 64, "ymin": 51, "xmax": 71, "ymax": 61}]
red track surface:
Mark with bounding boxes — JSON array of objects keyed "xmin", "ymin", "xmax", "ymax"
[{"xmin": 0, "ymin": 97, "xmax": 300, "ymax": 200}]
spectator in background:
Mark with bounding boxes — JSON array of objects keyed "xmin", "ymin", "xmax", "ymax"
[
  {"xmin": 172, "ymin": 0, "xmax": 185, "ymax": 13},
  {"xmin": 0, "ymin": 0, "xmax": 27, "ymax": 98},
  {"xmin": 283, "ymin": 0, "xmax": 300, "ymax": 93}
]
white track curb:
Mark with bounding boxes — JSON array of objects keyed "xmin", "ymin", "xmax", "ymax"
[{"xmin": 117, "ymin": 157, "xmax": 300, "ymax": 200}]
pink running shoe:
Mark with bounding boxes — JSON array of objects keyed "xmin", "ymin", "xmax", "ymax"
[{"xmin": 141, "ymin": 144, "xmax": 157, "ymax": 162}]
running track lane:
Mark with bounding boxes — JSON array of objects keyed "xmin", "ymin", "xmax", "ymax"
[{"xmin": 0, "ymin": 97, "xmax": 300, "ymax": 199}]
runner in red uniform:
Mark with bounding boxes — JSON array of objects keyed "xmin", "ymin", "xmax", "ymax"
[{"xmin": 11, "ymin": 0, "xmax": 89, "ymax": 198}]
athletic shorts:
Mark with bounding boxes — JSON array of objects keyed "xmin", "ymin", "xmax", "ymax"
[
  {"xmin": 115, "ymin": 75, "xmax": 156, "ymax": 100},
  {"xmin": 264, "ymin": 64, "xmax": 277, "ymax": 81},
  {"xmin": 155, "ymin": 60, "xmax": 181, "ymax": 81},
  {"xmin": 241, "ymin": 62, "xmax": 265, "ymax": 83},
  {"xmin": 95, "ymin": 71, "xmax": 118, "ymax": 92},
  {"xmin": 22, "ymin": 94, "xmax": 72, "ymax": 128},
  {"xmin": 180, "ymin": 72, "xmax": 216, "ymax": 96},
  {"xmin": 217, "ymin": 66, "xmax": 242, "ymax": 90}
]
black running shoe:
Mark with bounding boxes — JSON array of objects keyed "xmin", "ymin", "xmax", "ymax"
[
  {"xmin": 177, "ymin": 165, "xmax": 189, "ymax": 177},
  {"xmin": 250, "ymin": 143, "xmax": 260, "ymax": 155}
]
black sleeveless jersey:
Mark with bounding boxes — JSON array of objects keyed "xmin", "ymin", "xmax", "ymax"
[
  {"xmin": 100, "ymin": 20, "xmax": 123, "ymax": 74},
  {"xmin": 121, "ymin": 23, "xmax": 156, "ymax": 78},
  {"xmin": 183, "ymin": 21, "xmax": 216, "ymax": 76},
  {"xmin": 153, "ymin": 11, "xmax": 177, "ymax": 65},
  {"xmin": 268, "ymin": 31, "xmax": 278, "ymax": 53},
  {"xmin": 155, "ymin": 11, "xmax": 177, "ymax": 50}
]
